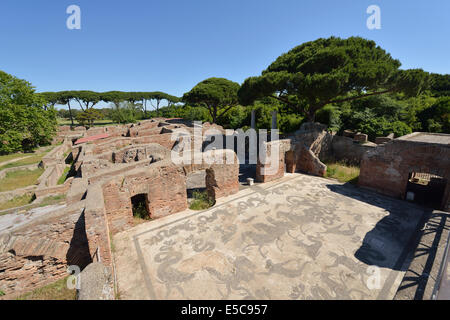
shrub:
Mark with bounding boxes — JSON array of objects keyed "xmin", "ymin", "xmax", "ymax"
[
  {"xmin": 76, "ymin": 109, "xmax": 103, "ymax": 127},
  {"xmin": 357, "ymin": 117, "xmax": 412, "ymax": 140},
  {"xmin": 182, "ymin": 105, "xmax": 211, "ymax": 123},
  {"xmin": 418, "ymin": 97, "xmax": 450, "ymax": 133},
  {"xmin": 315, "ymin": 105, "xmax": 341, "ymax": 132},
  {"xmin": 132, "ymin": 202, "xmax": 149, "ymax": 220},
  {"xmin": 189, "ymin": 190, "xmax": 215, "ymax": 210},
  {"xmin": 216, "ymin": 105, "xmax": 250, "ymax": 129},
  {"xmin": 279, "ymin": 113, "xmax": 304, "ymax": 133}
]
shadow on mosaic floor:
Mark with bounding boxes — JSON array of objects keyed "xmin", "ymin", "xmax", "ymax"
[{"xmin": 326, "ymin": 183, "xmax": 433, "ymax": 272}]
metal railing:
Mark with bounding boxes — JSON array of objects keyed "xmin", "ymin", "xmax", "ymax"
[{"xmin": 431, "ymin": 229, "xmax": 450, "ymax": 300}]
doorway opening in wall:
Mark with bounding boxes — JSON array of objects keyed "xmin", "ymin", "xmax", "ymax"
[
  {"xmin": 406, "ymin": 172, "xmax": 447, "ymax": 209},
  {"xmin": 131, "ymin": 194, "xmax": 151, "ymax": 224},
  {"xmin": 186, "ymin": 170, "xmax": 215, "ymax": 210},
  {"xmin": 186, "ymin": 171, "xmax": 206, "ymax": 199}
]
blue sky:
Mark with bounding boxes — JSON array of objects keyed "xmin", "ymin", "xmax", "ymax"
[{"xmin": 0, "ymin": 0, "xmax": 449, "ymax": 108}]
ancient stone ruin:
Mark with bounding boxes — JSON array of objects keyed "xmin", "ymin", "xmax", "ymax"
[
  {"xmin": 359, "ymin": 132, "xmax": 450, "ymax": 211},
  {"xmin": 0, "ymin": 119, "xmax": 449, "ymax": 300},
  {"xmin": 0, "ymin": 118, "xmax": 242, "ymax": 298}
]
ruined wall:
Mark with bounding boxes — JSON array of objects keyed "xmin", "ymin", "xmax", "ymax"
[
  {"xmin": 289, "ymin": 122, "xmax": 333, "ymax": 161},
  {"xmin": 105, "ymin": 126, "xmax": 128, "ymax": 138},
  {"xmin": 0, "ymin": 120, "xmax": 242, "ymax": 298},
  {"xmin": 0, "ymin": 203, "xmax": 90, "ymax": 298},
  {"xmin": 37, "ymin": 163, "xmax": 65, "ymax": 188},
  {"xmin": 90, "ymin": 133, "xmax": 177, "ymax": 155},
  {"xmin": 84, "ymin": 184, "xmax": 112, "ymax": 267},
  {"xmin": 85, "ymin": 125, "xmax": 128, "ymax": 138},
  {"xmin": 0, "ymin": 186, "xmax": 36, "ymax": 204},
  {"xmin": 100, "ymin": 160, "xmax": 188, "ymax": 234},
  {"xmin": 257, "ymin": 123, "xmax": 331, "ymax": 182},
  {"xmin": 34, "ymin": 179, "xmax": 72, "ymax": 199},
  {"xmin": 129, "ymin": 126, "xmax": 163, "ymax": 137},
  {"xmin": 133, "ymin": 133, "xmax": 177, "ymax": 150},
  {"xmin": 41, "ymin": 140, "xmax": 72, "ymax": 168},
  {"xmin": 101, "ymin": 179, "xmax": 134, "ymax": 234},
  {"xmin": 79, "ymin": 158, "xmax": 115, "ymax": 178},
  {"xmin": 203, "ymin": 151, "xmax": 240, "ymax": 199},
  {"xmin": 286, "ymin": 146, "xmax": 327, "ymax": 177},
  {"xmin": 124, "ymin": 163, "xmax": 187, "ymax": 219},
  {"xmin": 359, "ymin": 137, "xmax": 450, "ymax": 211},
  {"xmin": 256, "ymin": 139, "xmax": 291, "ymax": 183},
  {"xmin": 91, "ymin": 137, "xmax": 132, "ymax": 154},
  {"xmin": 128, "ymin": 120, "xmax": 160, "ymax": 137},
  {"xmin": 66, "ymin": 178, "xmax": 88, "ymax": 204},
  {"xmin": 112, "ymin": 144, "xmax": 171, "ymax": 164},
  {"xmin": 331, "ymin": 135, "xmax": 377, "ymax": 164}
]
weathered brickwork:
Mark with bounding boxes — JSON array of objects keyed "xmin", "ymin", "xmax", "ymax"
[
  {"xmin": 359, "ymin": 133, "xmax": 450, "ymax": 211},
  {"xmin": 15, "ymin": 118, "xmax": 448, "ymax": 300},
  {"xmin": 0, "ymin": 203, "xmax": 90, "ymax": 298},
  {"xmin": 257, "ymin": 123, "xmax": 331, "ymax": 182},
  {"xmin": 256, "ymin": 140, "xmax": 289, "ymax": 183}
]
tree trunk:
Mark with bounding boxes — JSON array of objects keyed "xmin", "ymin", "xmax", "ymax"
[
  {"xmin": 212, "ymin": 107, "xmax": 218, "ymax": 124},
  {"xmin": 114, "ymin": 102, "xmax": 121, "ymax": 124},
  {"xmin": 67, "ymin": 101, "xmax": 74, "ymax": 127},
  {"xmin": 143, "ymin": 100, "xmax": 147, "ymax": 118},
  {"xmin": 307, "ymin": 105, "xmax": 320, "ymax": 122}
]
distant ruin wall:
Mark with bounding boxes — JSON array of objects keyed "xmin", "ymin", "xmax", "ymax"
[
  {"xmin": 331, "ymin": 135, "xmax": 377, "ymax": 164},
  {"xmin": 359, "ymin": 139, "xmax": 450, "ymax": 211},
  {"xmin": 34, "ymin": 180, "xmax": 72, "ymax": 199},
  {"xmin": 41, "ymin": 140, "xmax": 72, "ymax": 168}
]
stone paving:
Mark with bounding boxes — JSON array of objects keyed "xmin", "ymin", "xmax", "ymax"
[
  {"xmin": 113, "ymin": 173, "xmax": 427, "ymax": 300},
  {"xmin": 0, "ymin": 204, "xmax": 67, "ymax": 234}
]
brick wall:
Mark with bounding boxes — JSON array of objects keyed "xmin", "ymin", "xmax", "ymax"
[
  {"xmin": 359, "ymin": 139, "xmax": 450, "ymax": 211},
  {"xmin": 331, "ymin": 135, "xmax": 376, "ymax": 164},
  {"xmin": 0, "ymin": 203, "xmax": 91, "ymax": 298}
]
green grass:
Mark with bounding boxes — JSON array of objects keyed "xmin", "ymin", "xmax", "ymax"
[
  {"xmin": 132, "ymin": 201, "xmax": 150, "ymax": 220},
  {"xmin": 38, "ymin": 194, "xmax": 66, "ymax": 207},
  {"xmin": 189, "ymin": 190, "xmax": 215, "ymax": 210},
  {"xmin": 58, "ymin": 118, "xmax": 115, "ymax": 127},
  {"xmin": 57, "ymin": 166, "xmax": 70, "ymax": 185},
  {"xmin": 0, "ymin": 290, "xmax": 5, "ymax": 296},
  {"xmin": 325, "ymin": 162, "xmax": 360, "ymax": 184},
  {"xmin": 16, "ymin": 276, "xmax": 76, "ymax": 300},
  {"xmin": 133, "ymin": 216, "xmax": 153, "ymax": 226},
  {"xmin": 0, "ymin": 145, "xmax": 57, "ymax": 171},
  {"xmin": 0, "ymin": 194, "xmax": 66, "ymax": 216},
  {"xmin": 0, "ymin": 194, "xmax": 34, "ymax": 212},
  {"xmin": 0, "ymin": 168, "xmax": 45, "ymax": 192},
  {"xmin": 0, "ymin": 155, "xmax": 44, "ymax": 170},
  {"xmin": 0, "ymin": 153, "xmax": 29, "ymax": 164}
]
